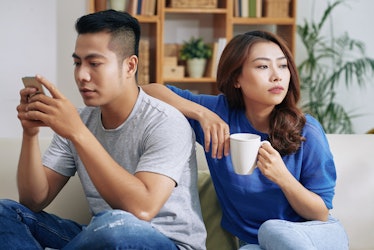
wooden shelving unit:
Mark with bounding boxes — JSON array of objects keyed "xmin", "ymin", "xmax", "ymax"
[{"xmin": 89, "ymin": 0, "xmax": 297, "ymax": 94}]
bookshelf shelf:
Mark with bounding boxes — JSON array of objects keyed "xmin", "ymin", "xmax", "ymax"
[
  {"xmin": 89, "ymin": 0, "xmax": 297, "ymax": 94},
  {"xmin": 135, "ymin": 15, "xmax": 160, "ymax": 23},
  {"xmin": 164, "ymin": 77, "xmax": 216, "ymax": 83},
  {"xmin": 232, "ymin": 17, "xmax": 295, "ymax": 25},
  {"xmin": 164, "ymin": 8, "xmax": 228, "ymax": 14}
]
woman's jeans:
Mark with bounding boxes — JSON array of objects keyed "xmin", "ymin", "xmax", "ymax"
[
  {"xmin": 0, "ymin": 199, "xmax": 178, "ymax": 250},
  {"xmin": 238, "ymin": 216, "xmax": 349, "ymax": 250}
]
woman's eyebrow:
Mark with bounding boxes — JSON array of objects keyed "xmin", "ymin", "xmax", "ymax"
[{"xmin": 252, "ymin": 56, "xmax": 287, "ymax": 62}]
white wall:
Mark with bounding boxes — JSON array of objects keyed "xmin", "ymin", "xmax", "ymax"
[
  {"xmin": 0, "ymin": 0, "xmax": 86, "ymax": 138},
  {"xmin": 0, "ymin": 0, "xmax": 57, "ymax": 137},
  {"xmin": 0, "ymin": 0, "xmax": 373, "ymax": 137}
]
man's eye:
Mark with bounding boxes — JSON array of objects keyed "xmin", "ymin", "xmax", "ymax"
[
  {"xmin": 73, "ymin": 61, "xmax": 81, "ymax": 66},
  {"xmin": 90, "ymin": 62, "xmax": 101, "ymax": 67}
]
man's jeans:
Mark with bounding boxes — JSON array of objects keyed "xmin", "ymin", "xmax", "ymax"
[
  {"xmin": 238, "ymin": 216, "xmax": 349, "ymax": 250},
  {"xmin": 0, "ymin": 199, "xmax": 178, "ymax": 249}
]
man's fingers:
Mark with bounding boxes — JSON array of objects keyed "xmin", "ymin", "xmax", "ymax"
[{"xmin": 35, "ymin": 75, "xmax": 63, "ymax": 99}]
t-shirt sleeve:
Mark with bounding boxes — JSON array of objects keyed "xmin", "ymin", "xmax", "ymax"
[
  {"xmin": 300, "ymin": 115, "xmax": 336, "ymax": 209},
  {"xmin": 134, "ymin": 108, "xmax": 195, "ymax": 185},
  {"xmin": 42, "ymin": 133, "xmax": 76, "ymax": 177}
]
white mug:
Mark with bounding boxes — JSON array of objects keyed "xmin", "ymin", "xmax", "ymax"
[{"xmin": 230, "ymin": 133, "xmax": 269, "ymax": 175}]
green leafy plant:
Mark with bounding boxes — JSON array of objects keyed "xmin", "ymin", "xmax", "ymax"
[
  {"xmin": 180, "ymin": 37, "xmax": 212, "ymax": 60},
  {"xmin": 297, "ymin": 0, "xmax": 374, "ymax": 133}
]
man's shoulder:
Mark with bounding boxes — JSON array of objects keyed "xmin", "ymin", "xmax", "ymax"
[{"xmin": 139, "ymin": 88, "xmax": 185, "ymax": 119}]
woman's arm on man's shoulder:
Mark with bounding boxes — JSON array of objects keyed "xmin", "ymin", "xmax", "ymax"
[{"xmin": 142, "ymin": 84, "xmax": 230, "ymax": 159}]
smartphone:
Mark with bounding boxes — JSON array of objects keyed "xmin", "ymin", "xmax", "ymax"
[{"xmin": 22, "ymin": 76, "xmax": 45, "ymax": 95}]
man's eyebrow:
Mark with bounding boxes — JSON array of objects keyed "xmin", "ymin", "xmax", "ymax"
[{"xmin": 72, "ymin": 53, "xmax": 105, "ymax": 60}]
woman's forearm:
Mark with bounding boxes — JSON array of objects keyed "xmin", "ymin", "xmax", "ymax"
[{"xmin": 142, "ymin": 84, "xmax": 206, "ymax": 120}]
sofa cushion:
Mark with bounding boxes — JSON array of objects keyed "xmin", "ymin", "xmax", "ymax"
[{"xmin": 198, "ymin": 171, "xmax": 238, "ymax": 250}]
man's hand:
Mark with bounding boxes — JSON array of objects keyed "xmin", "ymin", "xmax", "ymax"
[
  {"xmin": 17, "ymin": 77, "xmax": 45, "ymax": 136},
  {"xmin": 18, "ymin": 75, "xmax": 84, "ymax": 140}
]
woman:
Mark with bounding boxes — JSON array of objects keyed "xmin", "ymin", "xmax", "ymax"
[{"xmin": 143, "ymin": 30, "xmax": 348, "ymax": 249}]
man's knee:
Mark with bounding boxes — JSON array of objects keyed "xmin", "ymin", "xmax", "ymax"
[
  {"xmin": 83, "ymin": 210, "xmax": 175, "ymax": 249},
  {"xmin": 0, "ymin": 199, "xmax": 22, "ymax": 214}
]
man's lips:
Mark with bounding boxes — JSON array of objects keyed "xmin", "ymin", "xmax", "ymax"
[{"xmin": 80, "ymin": 88, "xmax": 96, "ymax": 97}]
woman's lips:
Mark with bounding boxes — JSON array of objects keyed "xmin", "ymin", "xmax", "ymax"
[{"xmin": 268, "ymin": 86, "xmax": 284, "ymax": 94}]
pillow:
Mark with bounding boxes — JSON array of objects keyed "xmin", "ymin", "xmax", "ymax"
[{"xmin": 198, "ymin": 171, "xmax": 238, "ymax": 250}]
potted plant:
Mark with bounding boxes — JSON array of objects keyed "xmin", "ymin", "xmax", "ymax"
[
  {"xmin": 297, "ymin": 0, "xmax": 374, "ymax": 133},
  {"xmin": 180, "ymin": 37, "xmax": 212, "ymax": 78}
]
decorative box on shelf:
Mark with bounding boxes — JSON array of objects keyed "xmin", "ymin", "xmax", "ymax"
[
  {"xmin": 163, "ymin": 56, "xmax": 184, "ymax": 79},
  {"xmin": 163, "ymin": 65, "xmax": 185, "ymax": 79},
  {"xmin": 264, "ymin": 0, "xmax": 291, "ymax": 18},
  {"xmin": 169, "ymin": 0, "xmax": 217, "ymax": 9},
  {"xmin": 164, "ymin": 56, "xmax": 178, "ymax": 66}
]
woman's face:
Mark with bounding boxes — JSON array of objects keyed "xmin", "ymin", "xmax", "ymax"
[{"xmin": 236, "ymin": 41, "xmax": 290, "ymax": 110}]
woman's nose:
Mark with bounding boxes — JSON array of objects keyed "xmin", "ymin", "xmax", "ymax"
[{"xmin": 271, "ymin": 69, "xmax": 282, "ymax": 83}]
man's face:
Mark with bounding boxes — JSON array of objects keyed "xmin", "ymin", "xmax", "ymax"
[{"xmin": 72, "ymin": 32, "xmax": 126, "ymax": 107}]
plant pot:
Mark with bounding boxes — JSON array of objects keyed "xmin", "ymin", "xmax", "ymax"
[
  {"xmin": 110, "ymin": 0, "xmax": 126, "ymax": 11},
  {"xmin": 187, "ymin": 58, "xmax": 207, "ymax": 78}
]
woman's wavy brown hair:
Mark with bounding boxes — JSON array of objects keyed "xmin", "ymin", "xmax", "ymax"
[{"xmin": 217, "ymin": 30, "xmax": 306, "ymax": 155}]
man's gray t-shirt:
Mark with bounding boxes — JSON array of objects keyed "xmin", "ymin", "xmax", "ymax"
[{"xmin": 43, "ymin": 88, "xmax": 206, "ymax": 250}]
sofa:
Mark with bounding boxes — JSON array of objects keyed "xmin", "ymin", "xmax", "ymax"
[{"xmin": 0, "ymin": 135, "xmax": 373, "ymax": 250}]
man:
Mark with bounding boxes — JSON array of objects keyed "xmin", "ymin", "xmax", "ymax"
[{"xmin": 0, "ymin": 10, "xmax": 206, "ymax": 249}]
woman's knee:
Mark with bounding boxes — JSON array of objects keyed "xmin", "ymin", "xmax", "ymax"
[{"xmin": 258, "ymin": 220, "xmax": 315, "ymax": 250}]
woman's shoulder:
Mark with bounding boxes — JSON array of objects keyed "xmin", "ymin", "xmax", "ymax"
[
  {"xmin": 302, "ymin": 114, "xmax": 329, "ymax": 145},
  {"xmin": 304, "ymin": 114, "xmax": 325, "ymax": 132}
]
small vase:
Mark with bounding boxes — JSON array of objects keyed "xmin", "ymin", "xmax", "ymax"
[{"xmin": 187, "ymin": 58, "xmax": 207, "ymax": 78}]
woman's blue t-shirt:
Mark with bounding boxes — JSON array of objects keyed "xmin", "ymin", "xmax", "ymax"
[{"xmin": 168, "ymin": 85, "xmax": 336, "ymax": 244}]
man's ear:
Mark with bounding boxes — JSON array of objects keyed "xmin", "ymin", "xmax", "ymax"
[{"xmin": 123, "ymin": 55, "xmax": 138, "ymax": 77}]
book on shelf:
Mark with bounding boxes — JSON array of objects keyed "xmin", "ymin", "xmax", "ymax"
[
  {"xmin": 240, "ymin": 0, "xmax": 249, "ymax": 18},
  {"xmin": 249, "ymin": 0, "xmax": 256, "ymax": 17},
  {"xmin": 206, "ymin": 38, "xmax": 227, "ymax": 78},
  {"xmin": 138, "ymin": 39, "xmax": 150, "ymax": 85},
  {"xmin": 109, "ymin": 0, "xmax": 156, "ymax": 16},
  {"xmin": 256, "ymin": 0, "xmax": 262, "ymax": 17},
  {"xmin": 234, "ymin": 0, "xmax": 262, "ymax": 18},
  {"xmin": 206, "ymin": 42, "xmax": 218, "ymax": 78}
]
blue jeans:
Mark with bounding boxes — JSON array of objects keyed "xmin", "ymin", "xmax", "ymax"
[
  {"xmin": 0, "ymin": 199, "xmax": 178, "ymax": 250},
  {"xmin": 238, "ymin": 216, "xmax": 349, "ymax": 250}
]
